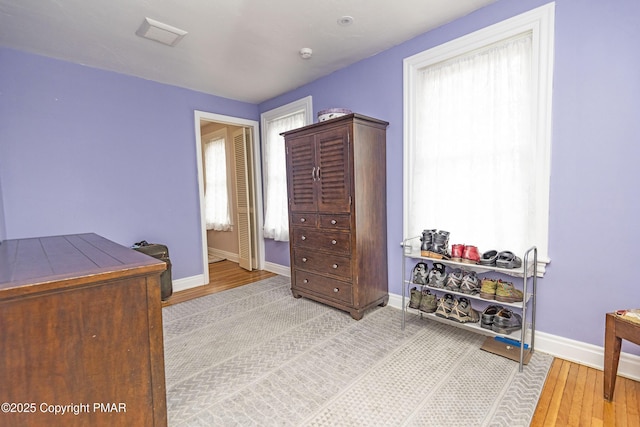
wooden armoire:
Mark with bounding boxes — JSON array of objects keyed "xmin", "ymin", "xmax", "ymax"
[{"xmin": 282, "ymin": 113, "xmax": 389, "ymax": 320}]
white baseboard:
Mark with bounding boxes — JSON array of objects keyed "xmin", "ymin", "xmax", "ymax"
[
  {"xmin": 264, "ymin": 262, "xmax": 290, "ymax": 277},
  {"xmin": 535, "ymin": 330, "xmax": 640, "ymax": 382},
  {"xmin": 172, "ymin": 274, "xmax": 206, "ymax": 292},
  {"xmin": 388, "ymin": 292, "xmax": 404, "ymax": 311},
  {"xmin": 208, "ymin": 248, "xmax": 239, "ymax": 263},
  {"xmin": 388, "ymin": 291, "xmax": 640, "ymax": 381}
]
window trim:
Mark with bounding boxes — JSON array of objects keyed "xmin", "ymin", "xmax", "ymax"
[
  {"xmin": 402, "ymin": 3, "xmax": 555, "ymax": 272},
  {"xmin": 260, "ymin": 96, "xmax": 313, "ymax": 135},
  {"xmin": 260, "ymin": 96, "xmax": 313, "ymax": 240}
]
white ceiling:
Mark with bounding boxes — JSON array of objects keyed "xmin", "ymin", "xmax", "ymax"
[{"xmin": 0, "ymin": 0, "xmax": 496, "ymax": 104}]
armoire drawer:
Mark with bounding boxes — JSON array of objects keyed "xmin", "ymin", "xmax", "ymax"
[
  {"xmin": 319, "ymin": 214, "xmax": 350, "ymax": 230},
  {"xmin": 293, "ymin": 248, "xmax": 352, "ymax": 279},
  {"xmin": 293, "ymin": 270, "xmax": 353, "ymax": 305},
  {"xmin": 291, "ymin": 212, "xmax": 318, "ymax": 227},
  {"xmin": 292, "ymin": 228, "xmax": 350, "ymax": 254}
]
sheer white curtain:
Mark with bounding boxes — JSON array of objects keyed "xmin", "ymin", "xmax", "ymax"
[
  {"xmin": 204, "ymin": 137, "xmax": 232, "ymax": 231},
  {"xmin": 262, "ymin": 112, "xmax": 305, "ymax": 241},
  {"xmin": 407, "ymin": 33, "xmax": 535, "ymax": 254}
]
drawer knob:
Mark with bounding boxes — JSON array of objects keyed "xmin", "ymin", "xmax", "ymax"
[
  {"xmin": 331, "ymin": 239, "xmax": 337, "ymax": 245},
  {"xmin": 333, "ymin": 288, "xmax": 339, "ymax": 293},
  {"xmin": 302, "ymin": 257, "xmax": 307, "ymax": 262},
  {"xmin": 303, "ymin": 279, "xmax": 309, "ymax": 284},
  {"xmin": 332, "ymin": 264, "xmax": 338, "ymax": 269},
  {"xmin": 331, "ymin": 219, "xmax": 337, "ymax": 225},
  {"xmin": 300, "ymin": 218, "xmax": 306, "ymax": 223},
  {"xmin": 301, "ymin": 235, "xmax": 306, "ymax": 241}
]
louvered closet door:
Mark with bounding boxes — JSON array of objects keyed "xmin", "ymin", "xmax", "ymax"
[
  {"xmin": 286, "ymin": 134, "xmax": 317, "ymax": 212},
  {"xmin": 316, "ymin": 126, "xmax": 351, "ymax": 213},
  {"xmin": 233, "ymin": 128, "xmax": 253, "ymax": 271}
]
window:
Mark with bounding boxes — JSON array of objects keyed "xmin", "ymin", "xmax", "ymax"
[
  {"xmin": 204, "ymin": 131, "xmax": 232, "ymax": 231},
  {"xmin": 403, "ymin": 4, "xmax": 554, "ymax": 272},
  {"xmin": 261, "ymin": 96, "xmax": 312, "ymax": 241}
]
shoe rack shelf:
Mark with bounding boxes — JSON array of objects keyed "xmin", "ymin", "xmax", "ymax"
[
  {"xmin": 403, "ymin": 246, "xmax": 534, "ymax": 279},
  {"xmin": 400, "ymin": 236, "xmax": 538, "ymax": 372},
  {"xmin": 404, "ymin": 307, "xmax": 527, "ymax": 341}
]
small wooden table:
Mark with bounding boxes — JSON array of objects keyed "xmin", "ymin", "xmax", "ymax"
[{"xmin": 603, "ymin": 311, "xmax": 640, "ymax": 401}]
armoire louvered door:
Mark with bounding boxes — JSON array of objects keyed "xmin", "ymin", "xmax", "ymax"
[
  {"xmin": 316, "ymin": 126, "xmax": 351, "ymax": 213},
  {"xmin": 286, "ymin": 134, "xmax": 317, "ymax": 212}
]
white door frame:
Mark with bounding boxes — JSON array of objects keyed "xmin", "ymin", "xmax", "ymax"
[{"xmin": 194, "ymin": 110, "xmax": 264, "ymax": 285}]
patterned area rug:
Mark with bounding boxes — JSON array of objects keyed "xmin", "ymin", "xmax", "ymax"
[{"xmin": 163, "ymin": 276, "xmax": 552, "ymax": 426}]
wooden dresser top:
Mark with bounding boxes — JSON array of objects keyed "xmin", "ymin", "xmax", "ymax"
[{"xmin": 0, "ymin": 233, "xmax": 166, "ymax": 300}]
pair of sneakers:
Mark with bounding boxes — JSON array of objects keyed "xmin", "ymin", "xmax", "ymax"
[
  {"xmin": 481, "ymin": 305, "xmax": 522, "ymax": 333},
  {"xmin": 411, "ymin": 262, "xmax": 446, "ymax": 288},
  {"xmin": 435, "ymin": 294, "xmax": 479, "ymax": 323},
  {"xmin": 409, "ymin": 287, "xmax": 437, "ymax": 313},
  {"xmin": 479, "ymin": 278, "xmax": 524, "ymax": 303},
  {"xmin": 444, "ymin": 269, "xmax": 480, "ymax": 295}
]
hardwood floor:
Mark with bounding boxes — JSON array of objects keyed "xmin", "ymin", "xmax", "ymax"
[
  {"xmin": 532, "ymin": 358, "xmax": 640, "ymax": 426},
  {"xmin": 162, "ymin": 260, "xmax": 277, "ymax": 307},
  {"xmin": 162, "ymin": 264, "xmax": 640, "ymax": 425}
]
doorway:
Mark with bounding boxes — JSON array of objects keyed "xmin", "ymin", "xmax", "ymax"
[{"xmin": 194, "ymin": 111, "xmax": 265, "ymax": 286}]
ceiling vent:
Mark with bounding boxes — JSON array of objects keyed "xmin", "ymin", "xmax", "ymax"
[{"xmin": 136, "ymin": 17, "xmax": 187, "ymax": 47}]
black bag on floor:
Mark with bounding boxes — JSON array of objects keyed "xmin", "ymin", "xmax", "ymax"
[{"xmin": 132, "ymin": 240, "xmax": 173, "ymax": 301}]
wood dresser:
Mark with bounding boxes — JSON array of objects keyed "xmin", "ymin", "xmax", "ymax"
[
  {"xmin": 0, "ymin": 233, "xmax": 167, "ymax": 427},
  {"xmin": 283, "ymin": 113, "xmax": 389, "ymax": 320}
]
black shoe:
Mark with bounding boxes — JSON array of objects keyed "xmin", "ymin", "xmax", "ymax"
[{"xmin": 481, "ymin": 305, "xmax": 503, "ymax": 330}]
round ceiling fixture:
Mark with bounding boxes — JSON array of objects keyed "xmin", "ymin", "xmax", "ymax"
[
  {"xmin": 337, "ymin": 16, "xmax": 354, "ymax": 26},
  {"xmin": 299, "ymin": 47, "xmax": 313, "ymax": 59}
]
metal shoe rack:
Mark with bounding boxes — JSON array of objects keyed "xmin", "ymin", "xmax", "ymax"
[{"xmin": 400, "ymin": 236, "xmax": 537, "ymax": 372}]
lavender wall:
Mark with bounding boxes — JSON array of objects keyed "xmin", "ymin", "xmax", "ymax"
[
  {"xmin": 0, "ymin": 172, "xmax": 6, "ymax": 242},
  {"xmin": 0, "ymin": 48, "xmax": 258, "ymax": 279},
  {"xmin": 260, "ymin": 0, "xmax": 640, "ymax": 351}
]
